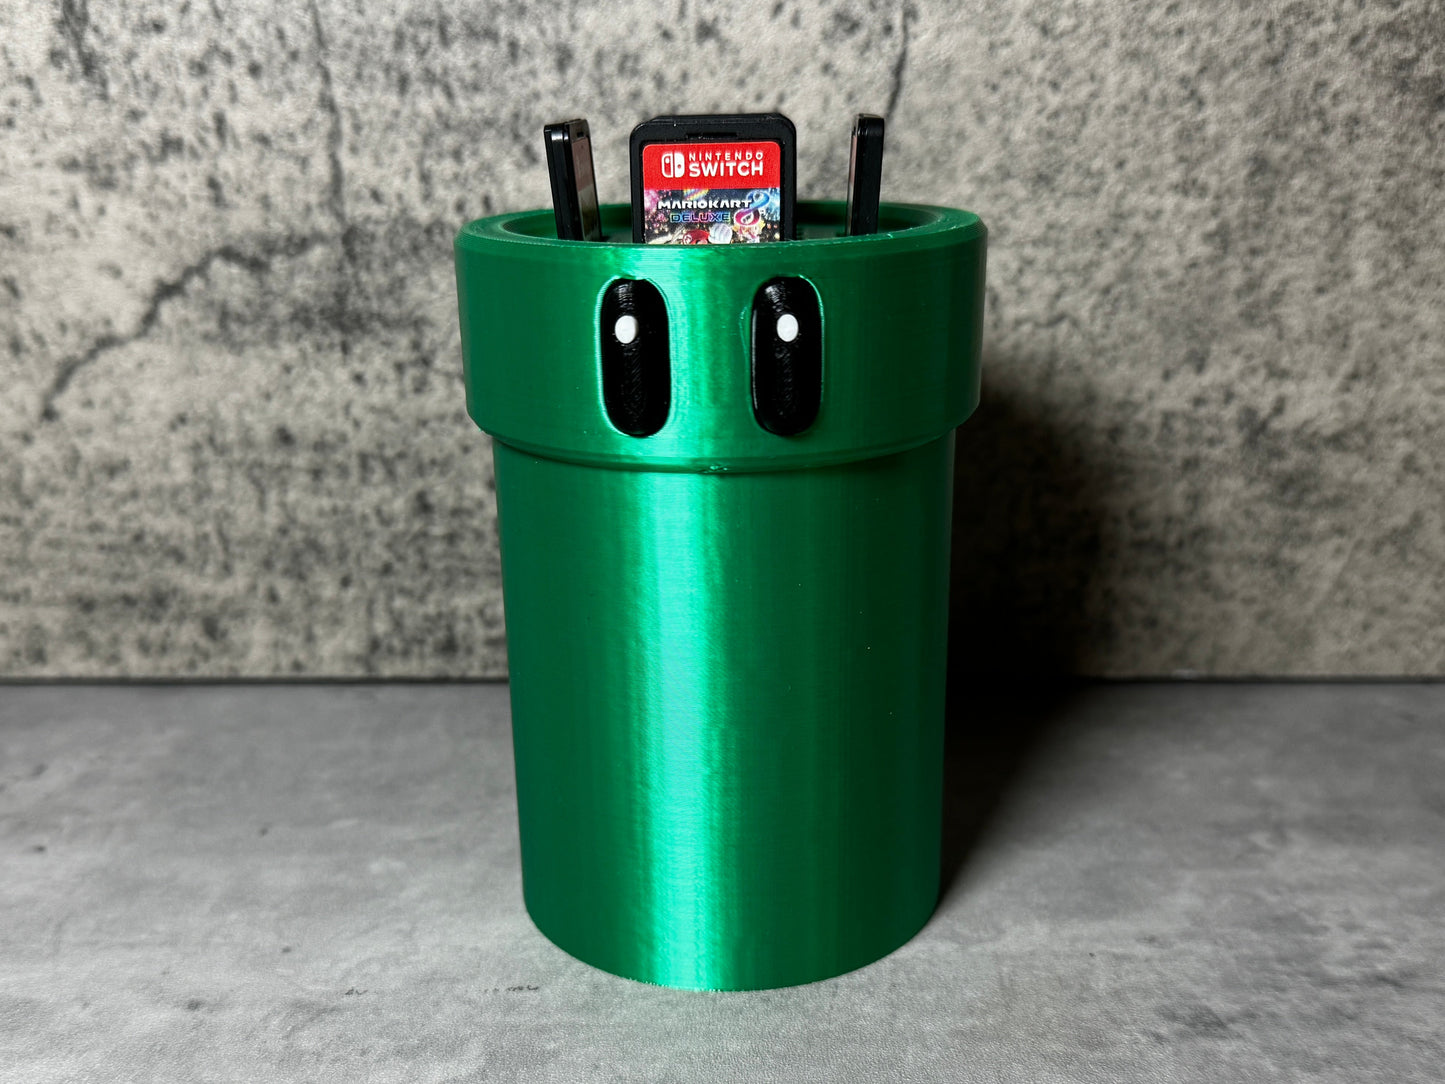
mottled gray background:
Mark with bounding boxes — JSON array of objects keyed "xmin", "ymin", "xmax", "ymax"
[{"xmin": 1, "ymin": 0, "xmax": 1441, "ymax": 678}]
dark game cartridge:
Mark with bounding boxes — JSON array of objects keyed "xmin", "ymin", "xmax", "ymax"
[
  {"xmin": 846, "ymin": 113, "xmax": 885, "ymax": 236},
  {"xmin": 543, "ymin": 118, "xmax": 601, "ymax": 242},
  {"xmin": 630, "ymin": 113, "xmax": 796, "ymax": 244}
]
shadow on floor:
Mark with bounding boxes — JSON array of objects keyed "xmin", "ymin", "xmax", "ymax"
[
  {"xmin": 938, "ymin": 377, "xmax": 1111, "ymax": 903},
  {"xmin": 937, "ymin": 685, "xmax": 1086, "ymax": 907}
]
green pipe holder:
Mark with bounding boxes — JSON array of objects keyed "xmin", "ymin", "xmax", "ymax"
[{"xmin": 455, "ymin": 201, "xmax": 986, "ymax": 990}]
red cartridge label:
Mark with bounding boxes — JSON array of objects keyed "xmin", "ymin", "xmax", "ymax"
[{"xmin": 639, "ymin": 140, "xmax": 783, "ymax": 244}]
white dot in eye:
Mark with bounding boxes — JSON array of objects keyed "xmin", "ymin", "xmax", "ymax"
[
  {"xmin": 776, "ymin": 313, "xmax": 799, "ymax": 342},
  {"xmin": 614, "ymin": 314, "xmax": 638, "ymax": 344}
]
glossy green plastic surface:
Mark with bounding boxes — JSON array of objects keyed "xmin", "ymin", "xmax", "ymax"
[
  {"xmin": 456, "ymin": 202, "xmax": 986, "ymax": 471},
  {"xmin": 455, "ymin": 202, "xmax": 986, "ymax": 990}
]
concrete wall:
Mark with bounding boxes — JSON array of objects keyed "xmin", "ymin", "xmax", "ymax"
[{"xmin": 1, "ymin": 0, "xmax": 1441, "ymax": 677}]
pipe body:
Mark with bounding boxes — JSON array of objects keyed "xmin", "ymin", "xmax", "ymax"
[{"xmin": 455, "ymin": 202, "xmax": 986, "ymax": 989}]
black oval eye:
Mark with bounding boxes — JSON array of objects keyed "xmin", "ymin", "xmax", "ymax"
[
  {"xmin": 751, "ymin": 277, "xmax": 821, "ymax": 436},
  {"xmin": 600, "ymin": 279, "xmax": 670, "ymax": 437}
]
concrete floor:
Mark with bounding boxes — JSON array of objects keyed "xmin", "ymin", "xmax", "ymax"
[{"xmin": 1, "ymin": 683, "xmax": 1441, "ymax": 1082}]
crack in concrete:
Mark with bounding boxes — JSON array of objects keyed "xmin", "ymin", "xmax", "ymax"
[
  {"xmin": 38, "ymin": 234, "xmax": 327, "ymax": 423},
  {"xmin": 307, "ymin": 0, "xmax": 355, "ymax": 355},
  {"xmin": 885, "ymin": 4, "xmax": 916, "ymax": 119},
  {"xmin": 307, "ymin": 0, "xmax": 347, "ymax": 232}
]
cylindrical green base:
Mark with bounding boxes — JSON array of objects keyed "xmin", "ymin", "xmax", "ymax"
[
  {"xmin": 495, "ymin": 435, "xmax": 954, "ymax": 990},
  {"xmin": 456, "ymin": 201, "xmax": 986, "ymax": 989}
]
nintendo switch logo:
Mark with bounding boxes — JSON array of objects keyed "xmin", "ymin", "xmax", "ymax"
[{"xmin": 660, "ymin": 151, "xmax": 686, "ymax": 178}]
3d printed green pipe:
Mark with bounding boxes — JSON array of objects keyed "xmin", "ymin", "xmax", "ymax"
[{"xmin": 455, "ymin": 201, "xmax": 986, "ymax": 990}]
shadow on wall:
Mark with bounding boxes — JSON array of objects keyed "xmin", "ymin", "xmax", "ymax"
[{"xmin": 939, "ymin": 372, "xmax": 1113, "ymax": 904}]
